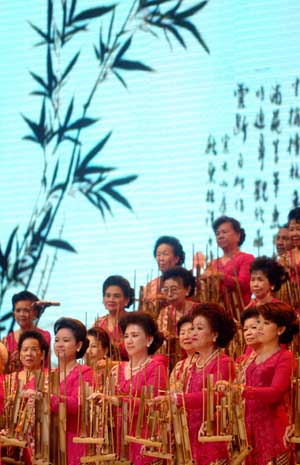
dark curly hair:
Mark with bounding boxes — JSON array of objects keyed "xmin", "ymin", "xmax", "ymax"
[
  {"xmin": 88, "ymin": 327, "xmax": 114, "ymax": 358},
  {"xmin": 54, "ymin": 317, "xmax": 89, "ymax": 359},
  {"xmin": 256, "ymin": 302, "xmax": 298, "ymax": 344},
  {"xmin": 250, "ymin": 256, "xmax": 288, "ymax": 292},
  {"xmin": 288, "ymin": 207, "xmax": 300, "ymax": 224},
  {"xmin": 241, "ymin": 307, "xmax": 259, "ymax": 326},
  {"xmin": 191, "ymin": 303, "xmax": 236, "ymax": 348},
  {"xmin": 119, "ymin": 311, "xmax": 164, "ymax": 355},
  {"xmin": 212, "ymin": 216, "xmax": 246, "ymax": 246},
  {"xmin": 102, "ymin": 275, "xmax": 135, "ymax": 308},
  {"xmin": 177, "ymin": 314, "xmax": 193, "ymax": 335},
  {"xmin": 12, "ymin": 290, "xmax": 44, "ymax": 318},
  {"xmin": 153, "ymin": 236, "xmax": 185, "ymax": 266},
  {"xmin": 161, "ymin": 267, "xmax": 195, "ymax": 297},
  {"xmin": 18, "ymin": 329, "xmax": 49, "ymax": 360}
]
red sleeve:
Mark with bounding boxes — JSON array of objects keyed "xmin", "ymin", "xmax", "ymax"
[
  {"xmin": 221, "ymin": 254, "xmax": 254, "ymax": 292},
  {"xmin": 243, "ymin": 351, "xmax": 292, "ymax": 404}
]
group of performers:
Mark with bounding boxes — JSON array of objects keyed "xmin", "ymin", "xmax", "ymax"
[{"xmin": 1, "ymin": 207, "xmax": 300, "ymax": 465}]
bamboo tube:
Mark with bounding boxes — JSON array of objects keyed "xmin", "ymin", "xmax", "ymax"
[{"xmin": 206, "ymin": 374, "xmax": 215, "ymax": 436}]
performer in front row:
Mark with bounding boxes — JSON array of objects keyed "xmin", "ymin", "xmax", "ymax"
[
  {"xmin": 51, "ymin": 317, "xmax": 92, "ymax": 465},
  {"xmin": 173, "ymin": 303, "xmax": 236, "ymax": 465},
  {"xmin": 109, "ymin": 311, "xmax": 167, "ymax": 465},
  {"xmin": 242, "ymin": 302, "xmax": 297, "ymax": 465}
]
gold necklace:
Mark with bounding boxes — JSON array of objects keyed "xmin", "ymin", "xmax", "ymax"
[
  {"xmin": 196, "ymin": 348, "xmax": 219, "ymax": 369},
  {"xmin": 130, "ymin": 356, "xmax": 151, "ymax": 373}
]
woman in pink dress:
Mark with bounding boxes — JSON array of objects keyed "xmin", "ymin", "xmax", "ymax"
[
  {"xmin": 110, "ymin": 311, "xmax": 167, "ymax": 465},
  {"xmin": 94, "ymin": 275, "xmax": 134, "ymax": 359},
  {"xmin": 3, "ymin": 290, "xmax": 51, "ymax": 372},
  {"xmin": 203, "ymin": 216, "xmax": 254, "ymax": 307},
  {"xmin": 245, "ymin": 256, "xmax": 288, "ymax": 308},
  {"xmin": 169, "ymin": 314, "xmax": 196, "ymax": 391},
  {"xmin": 242, "ymin": 301, "xmax": 297, "ymax": 465},
  {"xmin": 50, "ymin": 317, "xmax": 92, "ymax": 465},
  {"xmin": 3, "ymin": 330, "xmax": 50, "ymax": 464},
  {"xmin": 174, "ymin": 303, "xmax": 236, "ymax": 465}
]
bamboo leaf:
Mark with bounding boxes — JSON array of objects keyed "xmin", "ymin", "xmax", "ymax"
[
  {"xmin": 4, "ymin": 227, "xmax": 18, "ymax": 262},
  {"xmin": 83, "ymin": 166, "xmax": 115, "ymax": 175},
  {"xmin": 63, "ymin": 98, "xmax": 74, "ymax": 129},
  {"xmin": 68, "ymin": 0, "xmax": 77, "ymax": 24},
  {"xmin": 112, "ymin": 70, "xmax": 128, "ymax": 89},
  {"xmin": 61, "ymin": 52, "xmax": 80, "ymax": 82},
  {"xmin": 72, "ymin": 6, "xmax": 116, "ymax": 23},
  {"xmin": 102, "ymin": 175, "xmax": 138, "ymax": 189},
  {"xmin": 174, "ymin": 19, "xmax": 209, "ymax": 53},
  {"xmin": 114, "ymin": 59, "xmax": 154, "ymax": 72},
  {"xmin": 47, "ymin": 45, "xmax": 56, "ymax": 95},
  {"xmin": 102, "ymin": 187, "xmax": 132, "ymax": 210},
  {"xmin": 107, "ymin": 9, "xmax": 115, "ymax": 46},
  {"xmin": 76, "ymin": 132, "xmax": 112, "ymax": 176},
  {"xmin": 22, "ymin": 115, "xmax": 41, "ymax": 143},
  {"xmin": 28, "ymin": 22, "xmax": 52, "ymax": 44},
  {"xmin": 51, "ymin": 160, "xmax": 60, "ymax": 187},
  {"xmin": 30, "ymin": 72, "xmax": 48, "ymax": 91},
  {"xmin": 47, "ymin": 0, "xmax": 53, "ymax": 37},
  {"xmin": 37, "ymin": 208, "xmax": 52, "ymax": 234},
  {"xmin": 94, "ymin": 44, "xmax": 100, "ymax": 61},
  {"xmin": 46, "ymin": 239, "xmax": 77, "ymax": 253},
  {"xmin": 67, "ymin": 117, "xmax": 98, "ymax": 131},
  {"xmin": 0, "ymin": 245, "xmax": 7, "ymax": 272},
  {"xmin": 0, "ymin": 311, "xmax": 14, "ymax": 323},
  {"xmin": 114, "ymin": 37, "xmax": 132, "ymax": 63},
  {"xmin": 176, "ymin": 1, "xmax": 208, "ymax": 19},
  {"xmin": 163, "ymin": 24, "xmax": 186, "ymax": 48}
]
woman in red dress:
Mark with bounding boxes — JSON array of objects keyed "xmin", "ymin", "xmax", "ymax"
[
  {"xmin": 174, "ymin": 303, "xmax": 236, "ymax": 465},
  {"xmin": 110, "ymin": 311, "xmax": 167, "ymax": 465},
  {"xmin": 202, "ymin": 216, "xmax": 254, "ymax": 307},
  {"xmin": 50, "ymin": 317, "xmax": 92, "ymax": 465},
  {"xmin": 94, "ymin": 275, "xmax": 134, "ymax": 359},
  {"xmin": 4, "ymin": 291, "xmax": 51, "ymax": 372},
  {"xmin": 245, "ymin": 256, "xmax": 288, "ymax": 308},
  {"xmin": 169, "ymin": 315, "xmax": 196, "ymax": 391},
  {"xmin": 242, "ymin": 301, "xmax": 297, "ymax": 465}
]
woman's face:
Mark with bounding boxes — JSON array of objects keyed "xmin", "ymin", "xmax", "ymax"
[
  {"xmin": 215, "ymin": 222, "xmax": 240, "ymax": 251},
  {"xmin": 123, "ymin": 324, "xmax": 153, "ymax": 359},
  {"xmin": 54, "ymin": 328, "xmax": 82, "ymax": 362},
  {"xmin": 257, "ymin": 314, "xmax": 284, "ymax": 345},
  {"xmin": 20, "ymin": 337, "xmax": 43, "ymax": 370},
  {"xmin": 155, "ymin": 243, "xmax": 179, "ymax": 273},
  {"xmin": 250, "ymin": 271, "xmax": 272, "ymax": 301},
  {"xmin": 103, "ymin": 285, "xmax": 129, "ymax": 314},
  {"xmin": 192, "ymin": 315, "xmax": 218, "ymax": 351},
  {"xmin": 84, "ymin": 335, "xmax": 106, "ymax": 365},
  {"xmin": 161, "ymin": 278, "xmax": 188, "ymax": 305},
  {"xmin": 289, "ymin": 219, "xmax": 300, "ymax": 249},
  {"xmin": 178, "ymin": 322, "xmax": 194, "ymax": 354},
  {"xmin": 14, "ymin": 300, "xmax": 37, "ymax": 330},
  {"xmin": 243, "ymin": 317, "xmax": 259, "ymax": 347}
]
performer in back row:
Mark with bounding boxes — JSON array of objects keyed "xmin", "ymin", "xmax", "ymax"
[{"xmin": 202, "ymin": 215, "xmax": 254, "ymax": 306}]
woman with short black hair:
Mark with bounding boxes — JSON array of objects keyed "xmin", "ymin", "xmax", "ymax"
[
  {"xmin": 51, "ymin": 317, "xmax": 92, "ymax": 465},
  {"xmin": 242, "ymin": 302, "xmax": 297, "ymax": 465}
]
